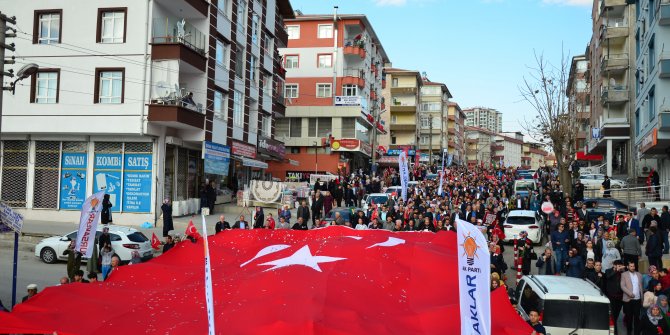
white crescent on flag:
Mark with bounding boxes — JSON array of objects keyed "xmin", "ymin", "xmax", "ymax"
[
  {"xmin": 240, "ymin": 244, "xmax": 291, "ymax": 267},
  {"xmin": 366, "ymin": 237, "xmax": 405, "ymax": 249}
]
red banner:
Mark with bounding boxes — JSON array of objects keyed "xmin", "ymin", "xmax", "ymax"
[{"xmin": 0, "ymin": 227, "xmax": 531, "ymax": 334}]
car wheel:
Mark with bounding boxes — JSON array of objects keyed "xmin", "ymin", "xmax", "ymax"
[{"xmin": 40, "ymin": 247, "xmax": 57, "ymax": 264}]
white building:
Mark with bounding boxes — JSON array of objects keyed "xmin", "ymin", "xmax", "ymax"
[
  {"xmin": 0, "ymin": 0, "xmax": 293, "ymax": 223},
  {"xmin": 463, "ymin": 107, "xmax": 502, "ymax": 134}
]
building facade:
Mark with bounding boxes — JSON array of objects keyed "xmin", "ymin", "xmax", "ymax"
[
  {"xmin": 446, "ymin": 102, "xmax": 466, "ymax": 165},
  {"xmin": 463, "ymin": 107, "xmax": 502, "ymax": 134},
  {"xmin": 521, "ymin": 142, "xmax": 549, "ymax": 170},
  {"xmin": 567, "ymin": 53, "xmax": 602, "ymax": 165},
  {"xmin": 633, "ymin": 0, "xmax": 670, "ymax": 187},
  {"xmin": 1, "ymin": 0, "xmax": 293, "ymax": 222},
  {"xmin": 493, "ymin": 132, "xmax": 524, "ymax": 168},
  {"xmin": 587, "ymin": 0, "xmax": 636, "ymax": 178},
  {"xmin": 465, "ymin": 126, "xmax": 494, "ymax": 167},
  {"xmin": 418, "ymin": 79, "xmax": 451, "ymax": 164},
  {"xmin": 265, "ymin": 13, "xmax": 389, "ymax": 180}
]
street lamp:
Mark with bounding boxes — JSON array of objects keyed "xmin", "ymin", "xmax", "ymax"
[{"xmin": 9, "ymin": 63, "xmax": 38, "ymax": 94}]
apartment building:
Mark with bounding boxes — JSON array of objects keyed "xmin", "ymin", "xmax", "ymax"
[
  {"xmin": 521, "ymin": 142, "xmax": 549, "ymax": 170},
  {"xmin": 418, "ymin": 79, "xmax": 452, "ymax": 164},
  {"xmin": 377, "ymin": 68, "xmax": 423, "ymax": 166},
  {"xmin": 492, "ymin": 132, "xmax": 524, "ymax": 167},
  {"xmin": 463, "ymin": 107, "xmax": 502, "ymax": 134},
  {"xmin": 465, "ymin": 126, "xmax": 494, "ymax": 167},
  {"xmin": 447, "ymin": 102, "xmax": 466, "ymax": 165},
  {"xmin": 587, "ymin": 0, "xmax": 636, "ymax": 178},
  {"xmin": 567, "ymin": 53, "xmax": 602, "ymax": 164},
  {"xmin": 265, "ymin": 13, "xmax": 389, "ymax": 179},
  {"xmin": 633, "ymin": 0, "xmax": 670, "ymax": 186},
  {"xmin": 0, "ymin": 0, "xmax": 293, "ymax": 222}
]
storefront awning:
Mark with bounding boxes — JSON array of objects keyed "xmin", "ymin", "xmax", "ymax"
[{"xmin": 242, "ymin": 158, "xmax": 269, "ymax": 169}]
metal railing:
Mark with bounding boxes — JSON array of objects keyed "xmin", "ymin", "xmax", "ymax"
[
  {"xmin": 583, "ymin": 182, "xmax": 670, "ymax": 206},
  {"xmin": 152, "ymin": 17, "xmax": 206, "ymax": 55},
  {"xmin": 343, "ymin": 68, "xmax": 365, "ymax": 78},
  {"xmin": 151, "ymin": 86, "xmax": 204, "ymax": 114}
]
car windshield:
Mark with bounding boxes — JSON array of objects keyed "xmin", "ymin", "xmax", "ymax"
[
  {"xmin": 127, "ymin": 232, "xmax": 148, "ymax": 243},
  {"xmin": 368, "ymin": 196, "xmax": 388, "ymax": 204},
  {"xmin": 516, "ymin": 183, "xmax": 535, "ymax": 191},
  {"xmin": 542, "ymin": 300, "xmax": 609, "ymax": 330},
  {"xmin": 506, "ymin": 216, "xmax": 535, "ymax": 225}
]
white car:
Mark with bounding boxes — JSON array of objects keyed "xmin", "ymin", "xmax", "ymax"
[
  {"xmin": 384, "ymin": 186, "xmax": 402, "ymax": 197},
  {"xmin": 362, "ymin": 193, "xmax": 390, "ymax": 211},
  {"xmin": 35, "ymin": 225, "xmax": 153, "ymax": 264},
  {"xmin": 502, "ymin": 210, "xmax": 544, "ymax": 244},
  {"xmin": 579, "ymin": 174, "xmax": 626, "ymax": 190}
]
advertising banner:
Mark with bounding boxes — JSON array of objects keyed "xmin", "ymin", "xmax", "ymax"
[
  {"xmin": 122, "ymin": 154, "xmax": 152, "ymax": 213},
  {"xmin": 456, "ymin": 218, "xmax": 491, "ymax": 335},
  {"xmin": 93, "ymin": 153, "xmax": 122, "ymax": 212},
  {"xmin": 75, "ymin": 190, "xmax": 106, "ymax": 258},
  {"xmin": 232, "ymin": 140, "xmax": 257, "ymax": 159},
  {"xmin": 398, "ymin": 151, "xmax": 409, "ymax": 202},
  {"xmin": 0, "ymin": 202, "xmax": 23, "ymax": 233},
  {"xmin": 59, "ymin": 152, "xmax": 88, "ymax": 210},
  {"xmin": 203, "ymin": 141, "xmax": 230, "ymax": 176}
]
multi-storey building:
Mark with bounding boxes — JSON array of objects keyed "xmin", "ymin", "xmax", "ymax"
[
  {"xmin": 587, "ymin": 0, "xmax": 636, "ymax": 178},
  {"xmin": 265, "ymin": 13, "xmax": 389, "ymax": 180},
  {"xmin": 465, "ymin": 126, "xmax": 494, "ymax": 167},
  {"xmin": 521, "ymin": 142, "xmax": 549, "ymax": 170},
  {"xmin": 379, "ymin": 68, "xmax": 423, "ymax": 165},
  {"xmin": 463, "ymin": 107, "xmax": 502, "ymax": 134},
  {"xmin": 633, "ymin": 0, "xmax": 670, "ymax": 185},
  {"xmin": 419, "ymin": 79, "xmax": 451, "ymax": 164},
  {"xmin": 493, "ymin": 132, "xmax": 524, "ymax": 167},
  {"xmin": 0, "ymin": 0, "xmax": 293, "ymax": 222},
  {"xmin": 567, "ymin": 54, "xmax": 598, "ymax": 164},
  {"xmin": 446, "ymin": 102, "xmax": 466, "ymax": 165}
]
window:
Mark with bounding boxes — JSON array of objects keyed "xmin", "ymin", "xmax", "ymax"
[
  {"xmin": 214, "ymin": 90, "xmax": 226, "ymax": 119},
  {"xmin": 290, "ymin": 147, "xmax": 300, "ymax": 154},
  {"xmin": 286, "ymin": 25, "xmax": 300, "ymax": 39},
  {"xmin": 648, "ymin": 35, "xmax": 655, "ymax": 72},
  {"xmin": 391, "ymin": 137, "xmax": 397, "ymax": 145},
  {"xmin": 307, "ymin": 118, "xmax": 332, "ymax": 137},
  {"xmin": 342, "ymin": 117, "xmax": 355, "ymax": 138},
  {"xmin": 249, "ymin": 55, "xmax": 257, "ymax": 84},
  {"xmin": 392, "ymin": 78, "xmax": 399, "ymax": 87},
  {"xmin": 32, "ymin": 70, "xmax": 59, "ymax": 104},
  {"xmin": 284, "ymin": 55, "xmax": 299, "ymax": 69},
  {"xmin": 97, "ymin": 9, "xmax": 126, "ymax": 43},
  {"xmin": 237, "ymin": 0, "xmax": 247, "ymax": 33},
  {"xmin": 233, "ymin": 90, "xmax": 244, "ymax": 126},
  {"xmin": 308, "ymin": 118, "xmax": 317, "ymax": 137},
  {"xmin": 649, "ymin": 86, "xmax": 656, "ymax": 121},
  {"xmin": 421, "ymin": 117, "xmax": 430, "ymax": 128},
  {"xmin": 251, "ymin": 15, "xmax": 259, "ymax": 45},
  {"xmin": 421, "ymin": 102, "xmax": 440, "ymax": 111},
  {"xmin": 285, "ymin": 84, "xmax": 298, "ymax": 98},
  {"xmin": 95, "ymin": 68, "xmax": 124, "ymax": 104},
  {"xmin": 342, "ymin": 84, "xmax": 358, "ymax": 96},
  {"xmin": 317, "ymin": 54, "xmax": 333, "ymax": 68},
  {"xmin": 318, "ymin": 24, "xmax": 333, "ymax": 38},
  {"xmin": 391, "ymin": 115, "xmax": 397, "ymax": 124},
  {"xmin": 217, "ymin": 0, "xmax": 228, "ymax": 15},
  {"xmin": 261, "ymin": 115, "xmax": 271, "ymax": 137},
  {"xmin": 316, "ymin": 83, "xmax": 332, "ymax": 98},
  {"xmin": 34, "ymin": 10, "xmax": 61, "ymax": 44},
  {"xmin": 216, "ymin": 40, "xmax": 228, "ymax": 67},
  {"xmin": 635, "ymin": 109, "xmax": 640, "ymax": 136},
  {"xmin": 235, "ymin": 46, "xmax": 245, "ymax": 77},
  {"xmin": 650, "ymin": 0, "xmax": 656, "ymax": 22},
  {"xmin": 420, "ymin": 135, "xmax": 429, "ymax": 144},
  {"xmin": 290, "ymin": 118, "xmax": 302, "ymax": 137}
]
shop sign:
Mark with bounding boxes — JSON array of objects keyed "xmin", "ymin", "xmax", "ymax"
[
  {"xmin": 258, "ymin": 136, "xmax": 286, "ymax": 160},
  {"xmin": 640, "ymin": 128, "xmax": 658, "ymax": 153},
  {"xmin": 93, "ymin": 153, "xmax": 122, "ymax": 212},
  {"xmin": 59, "ymin": 152, "xmax": 88, "ymax": 210},
  {"xmin": 203, "ymin": 141, "xmax": 230, "ymax": 176},
  {"xmin": 331, "ymin": 139, "xmax": 361, "ymax": 151},
  {"xmin": 386, "ymin": 149, "xmax": 416, "ymax": 156},
  {"xmin": 122, "ymin": 153, "xmax": 152, "ymax": 213},
  {"xmin": 232, "ymin": 140, "xmax": 256, "ymax": 159},
  {"xmin": 286, "ymin": 171, "xmax": 327, "ymax": 181},
  {"xmin": 334, "ymin": 96, "xmax": 361, "ymax": 106},
  {"xmin": 360, "ymin": 141, "xmax": 372, "ymax": 157}
]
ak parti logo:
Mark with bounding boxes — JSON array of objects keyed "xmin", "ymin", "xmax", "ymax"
[
  {"xmin": 461, "ymin": 232, "xmax": 481, "ymax": 266},
  {"xmin": 90, "ymin": 197, "xmax": 100, "ymax": 208}
]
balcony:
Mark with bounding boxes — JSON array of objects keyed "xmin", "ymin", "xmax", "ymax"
[
  {"xmin": 391, "ymin": 86, "xmax": 417, "ymax": 95},
  {"xmin": 276, "ymin": 26, "xmax": 289, "ymax": 47},
  {"xmin": 343, "ymin": 39, "xmax": 366, "ymax": 59},
  {"xmin": 601, "ymin": 0, "xmax": 627, "ymax": 8},
  {"xmin": 601, "ymin": 86, "xmax": 629, "ymax": 105},
  {"xmin": 155, "ymin": 0, "xmax": 208, "ymax": 18},
  {"xmin": 601, "ymin": 20, "xmax": 628, "ymax": 40},
  {"xmin": 661, "ymin": 2, "xmax": 670, "ymax": 25},
  {"xmin": 151, "ymin": 17, "xmax": 207, "ymax": 72},
  {"xmin": 601, "ymin": 53, "xmax": 628, "ymax": 74},
  {"xmin": 342, "ymin": 68, "xmax": 366, "ymax": 87},
  {"xmin": 263, "ymin": 53, "xmax": 273, "ymax": 73},
  {"xmin": 491, "ymin": 145, "xmax": 504, "ymax": 151},
  {"xmin": 391, "ymin": 123, "xmax": 415, "ymax": 131},
  {"xmin": 660, "ymin": 59, "xmax": 670, "ymax": 78},
  {"xmin": 262, "ymin": 92, "xmax": 273, "ymax": 113},
  {"xmin": 147, "ymin": 103, "xmax": 205, "ymax": 130},
  {"xmin": 216, "ymin": 12, "xmax": 232, "ymax": 41}
]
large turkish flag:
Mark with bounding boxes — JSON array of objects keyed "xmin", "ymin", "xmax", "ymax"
[{"xmin": 0, "ymin": 226, "xmax": 532, "ymax": 334}]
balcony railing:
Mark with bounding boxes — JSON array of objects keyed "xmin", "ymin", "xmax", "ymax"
[
  {"xmin": 150, "ymin": 86, "xmax": 204, "ymax": 114},
  {"xmin": 343, "ymin": 68, "xmax": 365, "ymax": 78},
  {"xmin": 152, "ymin": 17, "xmax": 206, "ymax": 55}
]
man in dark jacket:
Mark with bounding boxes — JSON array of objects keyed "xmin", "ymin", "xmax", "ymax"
[
  {"xmin": 214, "ymin": 214, "xmax": 230, "ymax": 233},
  {"xmin": 490, "ymin": 243, "xmax": 506, "ymax": 277},
  {"xmin": 551, "ymin": 224, "xmax": 570, "ymax": 273},
  {"xmin": 646, "ymin": 224, "xmax": 664, "ymax": 269},
  {"xmin": 564, "ymin": 248, "xmax": 584, "ymax": 278},
  {"xmin": 605, "ymin": 260, "xmax": 625, "ymax": 335},
  {"xmin": 661, "ymin": 206, "xmax": 670, "ymax": 254},
  {"xmin": 291, "ymin": 217, "xmax": 309, "ymax": 230},
  {"xmin": 573, "ymin": 180, "xmax": 585, "ymax": 203},
  {"xmin": 582, "ymin": 259, "xmax": 605, "ymax": 289},
  {"xmin": 601, "ymin": 175, "xmax": 611, "ymax": 198},
  {"xmin": 297, "ymin": 201, "xmax": 311, "ymax": 226},
  {"xmin": 162, "ymin": 235, "xmax": 175, "ymax": 253}
]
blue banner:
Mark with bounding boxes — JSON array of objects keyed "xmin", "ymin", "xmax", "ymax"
[
  {"xmin": 123, "ymin": 153, "xmax": 152, "ymax": 213},
  {"xmin": 93, "ymin": 153, "xmax": 123, "ymax": 212},
  {"xmin": 387, "ymin": 149, "xmax": 415, "ymax": 156},
  {"xmin": 59, "ymin": 152, "xmax": 88, "ymax": 210},
  {"xmin": 203, "ymin": 141, "xmax": 230, "ymax": 176}
]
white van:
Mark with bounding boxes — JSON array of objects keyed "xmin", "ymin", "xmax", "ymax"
[
  {"xmin": 515, "ymin": 275, "xmax": 612, "ymax": 335},
  {"xmin": 513, "ymin": 180, "xmax": 537, "ymax": 198}
]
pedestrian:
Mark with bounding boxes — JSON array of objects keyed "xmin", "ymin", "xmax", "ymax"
[
  {"xmin": 564, "ymin": 248, "xmax": 584, "ymax": 278},
  {"xmin": 277, "ymin": 216, "xmax": 290, "ymax": 229},
  {"xmin": 323, "ymin": 191, "xmax": 334, "ymax": 217},
  {"xmin": 129, "ymin": 250, "xmax": 142, "ymax": 265},
  {"xmin": 253, "ymin": 206, "xmax": 265, "ymax": 229},
  {"xmin": 73, "ymin": 269, "xmax": 89, "ymax": 283},
  {"xmin": 101, "ymin": 194, "xmax": 113, "ymax": 225},
  {"xmin": 207, "ymin": 181, "xmax": 216, "ymax": 214},
  {"xmin": 87, "ymin": 272, "xmax": 98, "ymax": 283},
  {"xmin": 661, "ymin": 206, "xmax": 670, "ymax": 254},
  {"xmin": 312, "ymin": 191, "xmax": 324, "ymax": 227},
  {"xmin": 605, "ymin": 260, "xmax": 625, "ymax": 335},
  {"xmin": 86, "ymin": 235, "xmax": 99, "ymax": 276},
  {"xmin": 265, "ymin": 213, "xmax": 276, "ymax": 229},
  {"xmin": 652, "ymin": 169, "xmax": 661, "ymax": 202},
  {"xmin": 641, "ymin": 304, "xmax": 670, "ymax": 335},
  {"xmin": 279, "ymin": 205, "xmax": 291, "ymax": 224},
  {"xmin": 622, "ymin": 260, "xmax": 644, "ymax": 335},
  {"xmin": 527, "ymin": 310, "xmax": 546, "ymax": 335},
  {"xmin": 163, "ymin": 235, "xmax": 175, "ymax": 253},
  {"xmin": 161, "ymin": 198, "xmax": 174, "ymax": 237},
  {"xmin": 551, "ymin": 223, "xmax": 570, "ymax": 272},
  {"xmin": 199, "ymin": 182, "xmax": 208, "ymax": 214},
  {"xmin": 291, "ymin": 217, "xmax": 308, "ymax": 230},
  {"xmin": 620, "ymin": 228, "xmax": 642, "ymax": 270},
  {"xmin": 489, "ymin": 243, "xmax": 506, "ymax": 278},
  {"xmin": 647, "ymin": 222, "xmax": 665, "ymax": 269},
  {"xmin": 214, "ymin": 214, "xmax": 230, "ymax": 233},
  {"xmin": 297, "ymin": 201, "xmax": 311, "ymax": 227},
  {"xmin": 63, "ymin": 240, "xmax": 82, "ymax": 281},
  {"xmin": 108, "ymin": 256, "xmax": 121, "ymax": 277},
  {"xmin": 21, "ymin": 284, "xmax": 38, "ymax": 303},
  {"xmin": 601, "ymin": 240, "xmax": 621, "ymax": 272},
  {"xmin": 536, "ymin": 247, "xmax": 558, "ymax": 275},
  {"xmin": 602, "ymin": 175, "xmax": 611, "ymax": 198},
  {"xmin": 233, "ymin": 215, "xmax": 249, "ymax": 229},
  {"xmin": 101, "ymin": 244, "xmax": 114, "ymax": 280}
]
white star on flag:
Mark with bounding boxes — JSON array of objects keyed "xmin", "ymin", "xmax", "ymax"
[{"xmin": 259, "ymin": 245, "xmax": 346, "ymax": 272}]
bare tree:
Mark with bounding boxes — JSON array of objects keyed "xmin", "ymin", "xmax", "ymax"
[{"xmin": 519, "ymin": 51, "xmax": 579, "ymax": 196}]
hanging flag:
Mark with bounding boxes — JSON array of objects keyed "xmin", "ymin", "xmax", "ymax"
[
  {"xmin": 185, "ymin": 220, "xmax": 201, "ymax": 239},
  {"xmin": 75, "ymin": 190, "xmax": 106, "ymax": 259},
  {"xmin": 200, "ymin": 214, "xmax": 216, "ymax": 335},
  {"xmin": 398, "ymin": 150, "xmax": 409, "ymax": 202},
  {"xmin": 151, "ymin": 233, "xmax": 161, "ymax": 250},
  {"xmin": 456, "ymin": 218, "xmax": 491, "ymax": 335},
  {"xmin": 0, "ymin": 227, "xmax": 531, "ymax": 334},
  {"xmin": 438, "ymin": 150, "xmax": 446, "ymax": 196}
]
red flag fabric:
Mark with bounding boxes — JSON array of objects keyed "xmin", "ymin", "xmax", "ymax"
[
  {"xmin": 185, "ymin": 219, "xmax": 201, "ymax": 239},
  {"xmin": 151, "ymin": 232, "xmax": 161, "ymax": 250},
  {"xmin": 0, "ymin": 227, "xmax": 532, "ymax": 334}
]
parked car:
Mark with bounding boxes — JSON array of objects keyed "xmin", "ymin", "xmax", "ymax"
[
  {"xmin": 502, "ymin": 210, "xmax": 545, "ymax": 244},
  {"xmin": 515, "ymin": 275, "xmax": 612, "ymax": 335},
  {"xmin": 35, "ymin": 225, "xmax": 153, "ymax": 264},
  {"xmin": 362, "ymin": 193, "xmax": 390, "ymax": 211},
  {"xmin": 579, "ymin": 174, "xmax": 626, "ymax": 190},
  {"xmin": 320, "ymin": 207, "xmax": 361, "ymax": 226},
  {"xmin": 574, "ymin": 198, "xmax": 636, "ymax": 223}
]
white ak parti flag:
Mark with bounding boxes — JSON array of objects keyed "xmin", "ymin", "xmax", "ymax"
[
  {"xmin": 456, "ymin": 218, "xmax": 491, "ymax": 335},
  {"xmin": 75, "ymin": 190, "xmax": 106, "ymax": 258}
]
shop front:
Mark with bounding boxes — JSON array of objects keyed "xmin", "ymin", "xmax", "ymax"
[
  {"xmin": 230, "ymin": 140, "xmax": 265, "ymax": 189},
  {"xmin": 257, "ymin": 136, "xmax": 286, "ymax": 180},
  {"xmin": 330, "ymin": 138, "xmax": 372, "ymax": 174}
]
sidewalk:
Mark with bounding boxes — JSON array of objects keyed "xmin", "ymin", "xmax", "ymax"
[{"xmin": 0, "ymin": 203, "xmax": 290, "ymax": 243}]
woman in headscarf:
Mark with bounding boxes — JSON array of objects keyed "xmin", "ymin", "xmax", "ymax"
[
  {"xmin": 658, "ymin": 295, "xmax": 670, "ymax": 329},
  {"xmin": 101, "ymin": 194, "xmax": 113, "ymax": 225},
  {"xmin": 640, "ymin": 304, "xmax": 670, "ymax": 334},
  {"xmin": 601, "ymin": 240, "xmax": 621, "ymax": 272},
  {"xmin": 644, "ymin": 280, "xmax": 663, "ymax": 311},
  {"xmin": 644, "ymin": 266, "xmax": 662, "ymax": 292},
  {"xmin": 161, "ymin": 198, "xmax": 174, "ymax": 237},
  {"xmin": 129, "ymin": 250, "xmax": 142, "ymax": 265},
  {"xmin": 323, "ymin": 191, "xmax": 334, "ymax": 217},
  {"xmin": 490, "ymin": 272, "xmax": 506, "ymax": 289},
  {"xmin": 253, "ymin": 207, "xmax": 265, "ymax": 229}
]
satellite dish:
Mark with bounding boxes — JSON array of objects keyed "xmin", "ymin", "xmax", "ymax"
[
  {"xmin": 153, "ymin": 81, "xmax": 172, "ymax": 99},
  {"xmin": 16, "ymin": 63, "xmax": 39, "ymax": 79}
]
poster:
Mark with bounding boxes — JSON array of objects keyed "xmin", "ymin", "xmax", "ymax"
[
  {"xmin": 122, "ymin": 153, "xmax": 152, "ymax": 213},
  {"xmin": 59, "ymin": 152, "xmax": 88, "ymax": 210},
  {"xmin": 93, "ymin": 153, "xmax": 122, "ymax": 212},
  {"xmin": 0, "ymin": 201, "xmax": 24, "ymax": 233},
  {"xmin": 203, "ymin": 141, "xmax": 230, "ymax": 176}
]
